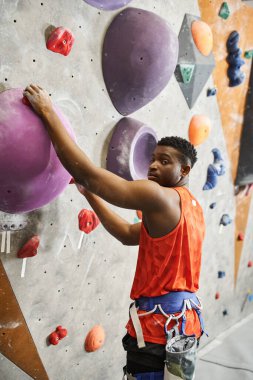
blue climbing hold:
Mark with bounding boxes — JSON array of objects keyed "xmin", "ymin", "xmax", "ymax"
[
  {"xmin": 203, "ymin": 148, "xmax": 225, "ymax": 190},
  {"xmin": 209, "ymin": 202, "xmax": 216, "ymax": 209},
  {"xmin": 226, "ymin": 31, "xmax": 245, "ymax": 87},
  {"xmin": 218, "ymin": 271, "xmax": 226, "ymax": 278},
  {"xmin": 220, "ymin": 214, "xmax": 232, "ymax": 226},
  {"xmin": 207, "ymin": 88, "xmax": 217, "ymax": 97}
]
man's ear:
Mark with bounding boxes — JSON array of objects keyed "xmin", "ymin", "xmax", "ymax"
[{"xmin": 181, "ymin": 165, "xmax": 191, "ymax": 177}]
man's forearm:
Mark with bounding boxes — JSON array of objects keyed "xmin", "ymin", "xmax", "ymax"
[
  {"xmin": 84, "ymin": 191, "xmax": 133, "ymax": 245},
  {"xmin": 41, "ymin": 109, "xmax": 97, "ymax": 186}
]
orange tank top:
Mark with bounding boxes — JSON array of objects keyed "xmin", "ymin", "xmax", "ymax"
[{"xmin": 126, "ymin": 186, "xmax": 205, "ymax": 344}]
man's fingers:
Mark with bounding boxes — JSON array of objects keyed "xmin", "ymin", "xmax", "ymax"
[{"xmin": 30, "ymin": 84, "xmax": 40, "ymax": 93}]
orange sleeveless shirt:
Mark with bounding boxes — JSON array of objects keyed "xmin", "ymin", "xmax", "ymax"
[{"xmin": 126, "ymin": 186, "xmax": 205, "ymax": 344}]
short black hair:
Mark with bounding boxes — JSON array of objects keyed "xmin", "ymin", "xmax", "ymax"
[{"xmin": 157, "ymin": 136, "xmax": 197, "ymax": 168}]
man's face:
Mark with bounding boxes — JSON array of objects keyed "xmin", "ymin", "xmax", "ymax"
[{"xmin": 147, "ymin": 145, "xmax": 185, "ymax": 187}]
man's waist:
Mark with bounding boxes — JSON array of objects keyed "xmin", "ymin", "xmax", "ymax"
[{"xmin": 135, "ymin": 291, "xmax": 200, "ymax": 314}]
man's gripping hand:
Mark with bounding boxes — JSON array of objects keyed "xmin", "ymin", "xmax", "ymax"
[{"xmin": 23, "ymin": 84, "xmax": 53, "ymax": 117}]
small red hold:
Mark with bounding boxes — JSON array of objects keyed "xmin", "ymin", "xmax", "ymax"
[
  {"xmin": 215, "ymin": 292, "xmax": 220, "ymax": 300},
  {"xmin": 237, "ymin": 232, "xmax": 244, "ymax": 241},
  {"xmin": 22, "ymin": 96, "xmax": 31, "ymax": 107},
  {"xmin": 248, "ymin": 260, "xmax": 253, "ymax": 268},
  {"xmin": 49, "ymin": 332, "xmax": 59, "ymax": 345},
  {"xmin": 56, "ymin": 326, "xmax": 68, "ymax": 339},
  {"xmin": 78, "ymin": 209, "xmax": 100, "ymax": 234},
  {"xmin": 17, "ymin": 236, "xmax": 40, "ymax": 259},
  {"xmin": 46, "ymin": 27, "xmax": 75, "ymax": 56},
  {"xmin": 69, "ymin": 178, "xmax": 75, "ymax": 184}
]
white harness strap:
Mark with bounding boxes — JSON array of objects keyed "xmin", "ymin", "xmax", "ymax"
[{"xmin": 129, "ymin": 302, "xmax": 146, "ymax": 348}]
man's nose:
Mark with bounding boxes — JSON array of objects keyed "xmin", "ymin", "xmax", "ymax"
[{"xmin": 149, "ymin": 161, "xmax": 158, "ymax": 170}]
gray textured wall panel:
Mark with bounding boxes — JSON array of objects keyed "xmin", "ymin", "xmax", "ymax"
[{"xmin": 0, "ymin": 1, "xmax": 253, "ymax": 379}]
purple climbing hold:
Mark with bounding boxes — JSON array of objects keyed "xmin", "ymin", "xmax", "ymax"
[
  {"xmin": 84, "ymin": 0, "xmax": 132, "ymax": 11},
  {"xmin": 106, "ymin": 117, "xmax": 157, "ymax": 180},
  {"xmin": 0, "ymin": 88, "xmax": 75, "ymax": 214},
  {"xmin": 102, "ymin": 7, "xmax": 179, "ymax": 115}
]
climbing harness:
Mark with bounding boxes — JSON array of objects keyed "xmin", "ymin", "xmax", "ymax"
[{"xmin": 124, "ymin": 291, "xmax": 207, "ymax": 380}]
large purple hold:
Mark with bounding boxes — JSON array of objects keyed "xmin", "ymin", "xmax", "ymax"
[
  {"xmin": 0, "ymin": 88, "xmax": 75, "ymax": 214},
  {"xmin": 102, "ymin": 7, "xmax": 179, "ymax": 115},
  {"xmin": 84, "ymin": 0, "xmax": 132, "ymax": 10},
  {"xmin": 106, "ymin": 117, "xmax": 157, "ymax": 180}
]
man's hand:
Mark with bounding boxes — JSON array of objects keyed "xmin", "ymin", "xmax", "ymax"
[{"xmin": 23, "ymin": 84, "xmax": 53, "ymax": 117}]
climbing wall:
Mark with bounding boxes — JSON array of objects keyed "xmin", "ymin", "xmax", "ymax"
[{"xmin": 0, "ymin": 1, "xmax": 253, "ymax": 379}]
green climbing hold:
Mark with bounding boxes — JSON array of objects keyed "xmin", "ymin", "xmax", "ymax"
[
  {"xmin": 244, "ymin": 50, "xmax": 253, "ymax": 59},
  {"xmin": 219, "ymin": 2, "xmax": 230, "ymax": 20},
  {"xmin": 179, "ymin": 64, "xmax": 195, "ymax": 84}
]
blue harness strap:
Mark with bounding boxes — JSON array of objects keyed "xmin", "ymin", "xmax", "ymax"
[
  {"xmin": 135, "ymin": 291, "xmax": 207, "ymax": 337},
  {"xmin": 134, "ymin": 371, "xmax": 164, "ymax": 380},
  {"xmin": 136, "ymin": 291, "xmax": 199, "ymax": 314}
]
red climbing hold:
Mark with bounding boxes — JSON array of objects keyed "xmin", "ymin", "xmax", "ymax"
[
  {"xmin": 78, "ymin": 209, "xmax": 100, "ymax": 234},
  {"xmin": 237, "ymin": 232, "xmax": 244, "ymax": 241},
  {"xmin": 49, "ymin": 332, "xmax": 60, "ymax": 345},
  {"xmin": 22, "ymin": 95, "xmax": 31, "ymax": 107},
  {"xmin": 46, "ymin": 27, "xmax": 75, "ymax": 56},
  {"xmin": 248, "ymin": 261, "xmax": 253, "ymax": 268},
  {"xmin": 17, "ymin": 236, "xmax": 40, "ymax": 258},
  {"xmin": 56, "ymin": 326, "xmax": 68, "ymax": 339},
  {"xmin": 215, "ymin": 292, "xmax": 220, "ymax": 300},
  {"xmin": 69, "ymin": 177, "xmax": 75, "ymax": 184}
]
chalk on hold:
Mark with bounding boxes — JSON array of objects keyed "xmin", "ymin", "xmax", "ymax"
[
  {"xmin": 179, "ymin": 64, "xmax": 195, "ymax": 84},
  {"xmin": 207, "ymin": 88, "xmax": 217, "ymax": 97},
  {"xmin": 220, "ymin": 214, "xmax": 232, "ymax": 226},
  {"xmin": 84, "ymin": 325, "xmax": 105, "ymax": 352},
  {"xmin": 46, "ymin": 27, "xmax": 75, "ymax": 56},
  {"xmin": 219, "ymin": 2, "xmax": 230, "ymax": 19},
  {"xmin": 237, "ymin": 232, "xmax": 244, "ymax": 241},
  {"xmin": 244, "ymin": 50, "xmax": 253, "ymax": 59},
  {"xmin": 218, "ymin": 271, "xmax": 226, "ymax": 278},
  {"xmin": 17, "ymin": 236, "xmax": 40, "ymax": 258}
]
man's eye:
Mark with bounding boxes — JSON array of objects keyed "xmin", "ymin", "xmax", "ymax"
[{"xmin": 162, "ymin": 160, "xmax": 169, "ymax": 165}]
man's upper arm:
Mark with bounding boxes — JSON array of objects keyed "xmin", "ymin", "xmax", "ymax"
[
  {"xmin": 124, "ymin": 222, "xmax": 141, "ymax": 246},
  {"xmin": 85, "ymin": 167, "xmax": 166, "ymax": 212}
]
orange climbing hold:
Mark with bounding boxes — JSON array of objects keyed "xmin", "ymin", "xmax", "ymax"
[
  {"xmin": 191, "ymin": 20, "xmax": 213, "ymax": 56},
  {"xmin": 17, "ymin": 236, "xmax": 40, "ymax": 258},
  {"xmin": 84, "ymin": 325, "xmax": 105, "ymax": 352},
  {"xmin": 188, "ymin": 115, "xmax": 211, "ymax": 146}
]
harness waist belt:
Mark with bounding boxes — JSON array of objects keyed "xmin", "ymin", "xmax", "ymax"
[{"xmin": 135, "ymin": 291, "xmax": 200, "ymax": 314}]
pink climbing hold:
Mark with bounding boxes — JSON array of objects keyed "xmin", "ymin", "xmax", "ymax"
[
  {"xmin": 46, "ymin": 27, "xmax": 75, "ymax": 56},
  {"xmin": 78, "ymin": 209, "xmax": 100, "ymax": 234},
  {"xmin": 17, "ymin": 236, "xmax": 40, "ymax": 258}
]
